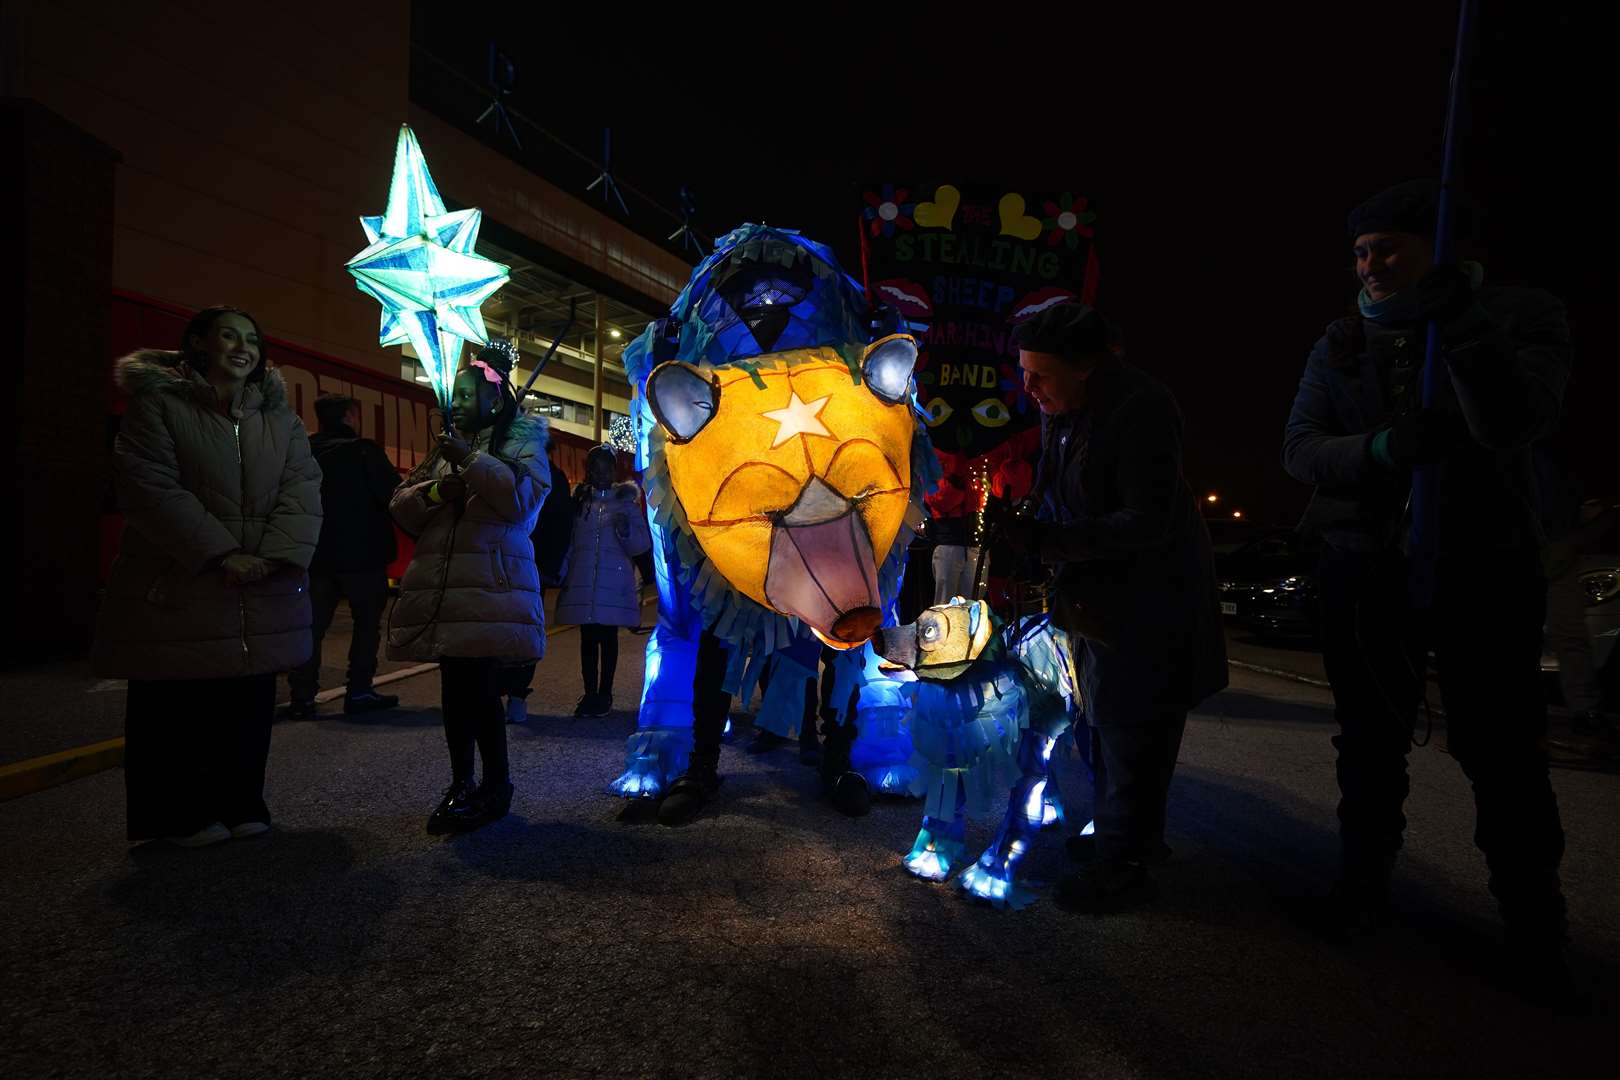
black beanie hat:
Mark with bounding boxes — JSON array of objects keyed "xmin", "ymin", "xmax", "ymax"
[
  {"xmin": 1347, "ymin": 179, "xmax": 1440, "ymax": 240},
  {"xmin": 586, "ymin": 444, "xmax": 617, "ymax": 471},
  {"xmin": 1011, "ymin": 301, "xmax": 1112, "ymax": 361}
]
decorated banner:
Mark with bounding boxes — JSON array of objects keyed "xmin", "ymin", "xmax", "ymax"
[{"xmin": 858, "ymin": 182, "xmax": 1099, "ymax": 540}]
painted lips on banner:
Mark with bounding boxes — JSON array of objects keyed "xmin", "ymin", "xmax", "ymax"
[{"xmin": 859, "ymin": 184, "xmax": 1099, "ymax": 527}]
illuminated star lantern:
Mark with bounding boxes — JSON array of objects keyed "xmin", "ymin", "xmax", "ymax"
[
  {"xmin": 346, "ymin": 124, "xmax": 510, "ymax": 416},
  {"xmin": 761, "ymin": 390, "xmax": 833, "ymax": 448}
]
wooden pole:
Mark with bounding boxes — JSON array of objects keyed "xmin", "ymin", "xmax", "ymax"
[{"xmin": 592, "ymin": 293, "xmax": 605, "ymax": 444}]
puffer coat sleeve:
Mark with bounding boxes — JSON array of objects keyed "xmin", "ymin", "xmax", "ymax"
[
  {"xmin": 115, "ymin": 391, "xmax": 242, "ymax": 574},
  {"xmin": 259, "ymin": 420, "xmax": 322, "ymax": 568}
]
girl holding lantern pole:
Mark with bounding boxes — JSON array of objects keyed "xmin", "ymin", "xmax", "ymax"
[{"xmin": 387, "ymin": 342, "xmax": 552, "ymax": 834}]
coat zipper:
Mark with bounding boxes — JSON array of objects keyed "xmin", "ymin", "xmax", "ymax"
[{"xmin": 235, "ymin": 417, "xmax": 249, "ymax": 659}]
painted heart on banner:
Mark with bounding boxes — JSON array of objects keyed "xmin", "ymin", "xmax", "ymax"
[
  {"xmin": 997, "ymin": 193, "xmax": 1043, "ymax": 240},
  {"xmin": 914, "ymin": 184, "xmax": 961, "ymax": 229}
]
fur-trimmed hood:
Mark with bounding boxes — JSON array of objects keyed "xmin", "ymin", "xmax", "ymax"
[
  {"xmin": 575, "ymin": 480, "xmax": 642, "ymax": 505},
  {"xmin": 115, "ymin": 349, "xmax": 289, "ymax": 415}
]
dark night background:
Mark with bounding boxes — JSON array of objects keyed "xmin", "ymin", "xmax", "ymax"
[{"xmin": 412, "ymin": 2, "xmax": 1613, "ymax": 525}]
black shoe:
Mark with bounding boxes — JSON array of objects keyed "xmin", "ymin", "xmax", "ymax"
[
  {"xmin": 426, "ymin": 778, "xmax": 478, "ymax": 835},
  {"xmin": 586, "ymin": 693, "xmax": 613, "ymax": 717},
  {"xmin": 572, "ymin": 694, "xmax": 596, "ymax": 718},
  {"xmin": 1065, "ymin": 834, "xmax": 1173, "ymax": 864},
  {"xmin": 448, "ymin": 779, "xmax": 513, "ymax": 832},
  {"xmin": 1055, "ymin": 859, "xmax": 1159, "ymax": 914},
  {"xmin": 279, "ymin": 698, "xmax": 317, "ymax": 721},
  {"xmin": 748, "ymin": 729, "xmax": 791, "ymax": 755},
  {"xmin": 828, "ymin": 771, "xmax": 871, "ymax": 816},
  {"xmin": 819, "ymin": 718, "xmax": 869, "ymax": 816},
  {"xmin": 657, "ymin": 762, "xmax": 723, "ymax": 827},
  {"xmin": 344, "ymin": 690, "xmax": 399, "ymax": 715}
]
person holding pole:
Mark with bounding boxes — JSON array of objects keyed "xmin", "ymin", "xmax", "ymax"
[
  {"xmin": 388, "ymin": 345, "xmax": 552, "ymax": 833},
  {"xmin": 1282, "ymin": 179, "xmax": 1577, "ymax": 1000}
]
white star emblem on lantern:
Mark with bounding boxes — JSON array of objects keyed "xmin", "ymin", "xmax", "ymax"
[
  {"xmin": 761, "ymin": 390, "xmax": 834, "ymax": 448},
  {"xmin": 345, "ymin": 124, "xmax": 510, "ymax": 418}
]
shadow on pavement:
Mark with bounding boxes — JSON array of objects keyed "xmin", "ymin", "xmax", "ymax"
[{"xmin": 109, "ymin": 828, "xmax": 403, "ymax": 991}]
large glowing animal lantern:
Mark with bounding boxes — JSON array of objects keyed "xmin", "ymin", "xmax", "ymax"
[
  {"xmin": 612, "ymin": 224, "xmax": 939, "ymax": 797},
  {"xmin": 872, "ymin": 598, "xmax": 1081, "ymax": 908}
]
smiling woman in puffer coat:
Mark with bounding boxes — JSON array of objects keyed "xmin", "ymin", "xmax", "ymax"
[
  {"xmin": 388, "ymin": 345, "xmax": 551, "ymax": 835},
  {"xmin": 92, "ymin": 306, "xmax": 323, "ymax": 849}
]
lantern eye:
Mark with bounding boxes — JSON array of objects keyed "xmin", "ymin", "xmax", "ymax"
[
  {"xmin": 862, "ymin": 334, "xmax": 918, "ymax": 405},
  {"xmin": 646, "ymin": 361, "xmax": 720, "ymax": 443}
]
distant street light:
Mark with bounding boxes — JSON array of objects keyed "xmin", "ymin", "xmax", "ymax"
[
  {"xmin": 1232, "ymin": 510, "xmax": 1244, "ymax": 519},
  {"xmin": 1206, "ymin": 493, "xmax": 1219, "ymax": 504},
  {"xmin": 609, "ymin": 327, "xmax": 623, "ymax": 339}
]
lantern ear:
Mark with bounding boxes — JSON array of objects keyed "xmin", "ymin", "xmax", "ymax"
[
  {"xmin": 646, "ymin": 361, "xmax": 720, "ymax": 443},
  {"xmin": 862, "ymin": 334, "xmax": 918, "ymax": 405}
]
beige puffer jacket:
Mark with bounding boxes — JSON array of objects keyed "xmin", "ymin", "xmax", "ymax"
[
  {"xmin": 92, "ymin": 351, "xmax": 323, "ymax": 679},
  {"xmin": 387, "ymin": 414, "xmax": 552, "ymax": 661}
]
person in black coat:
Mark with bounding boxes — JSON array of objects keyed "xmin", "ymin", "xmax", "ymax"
[
  {"xmin": 285, "ymin": 393, "xmax": 402, "ymax": 717},
  {"xmin": 500, "ymin": 451, "xmax": 575, "ymax": 723},
  {"xmin": 998, "ymin": 302, "xmax": 1226, "ymax": 912},
  {"xmin": 1282, "ymin": 180, "xmax": 1575, "ymax": 998}
]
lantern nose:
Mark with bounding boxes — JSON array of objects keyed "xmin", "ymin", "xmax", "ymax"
[
  {"xmin": 831, "ymin": 606, "xmax": 883, "ymax": 644},
  {"xmin": 764, "ymin": 479, "xmax": 884, "ymax": 645}
]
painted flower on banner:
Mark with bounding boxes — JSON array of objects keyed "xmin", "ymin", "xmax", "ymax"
[
  {"xmin": 863, "ymin": 184, "xmax": 916, "ymax": 238},
  {"xmin": 1040, "ymin": 193, "xmax": 1097, "ymax": 249}
]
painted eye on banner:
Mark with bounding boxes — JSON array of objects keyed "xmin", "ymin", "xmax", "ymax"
[
  {"xmin": 920, "ymin": 397, "xmax": 954, "ymax": 428},
  {"xmin": 971, "ymin": 398, "xmax": 1012, "ymax": 428}
]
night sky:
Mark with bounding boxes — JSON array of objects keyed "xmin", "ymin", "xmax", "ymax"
[{"xmin": 415, "ymin": 2, "xmax": 1613, "ymax": 524}]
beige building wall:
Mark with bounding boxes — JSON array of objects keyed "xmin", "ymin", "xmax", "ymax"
[{"xmin": 12, "ymin": 0, "xmax": 687, "ymax": 376}]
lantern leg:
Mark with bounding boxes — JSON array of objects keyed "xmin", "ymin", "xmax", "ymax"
[{"xmin": 958, "ymin": 731, "xmax": 1061, "ymax": 909}]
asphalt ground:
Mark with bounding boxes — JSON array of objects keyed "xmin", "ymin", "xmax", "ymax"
[{"xmin": 1, "ymin": 634, "xmax": 1615, "ymax": 1079}]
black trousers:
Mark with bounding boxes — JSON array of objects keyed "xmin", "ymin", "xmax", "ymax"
[
  {"xmin": 287, "ymin": 569, "xmax": 388, "ymax": 701},
  {"xmin": 579, "ymin": 623, "xmax": 620, "ymax": 696},
  {"xmin": 440, "ymin": 658, "xmax": 509, "ymax": 786},
  {"xmin": 1089, "ymin": 711, "xmax": 1188, "ymax": 863},
  {"xmin": 690, "ymin": 628, "xmax": 732, "ymax": 768},
  {"xmin": 1319, "ymin": 545, "xmax": 1566, "ymax": 938},
  {"xmin": 124, "ymin": 674, "xmax": 276, "ymax": 840}
]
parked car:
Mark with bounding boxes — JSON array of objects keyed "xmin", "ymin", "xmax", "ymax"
[
  {"xmin": 1540, "ymin": 556, "xmax": 1620, "ymax": 707},
  {"xmin": 1213, "ymin": 530, "xmax": 1322, "ymax": 640}
]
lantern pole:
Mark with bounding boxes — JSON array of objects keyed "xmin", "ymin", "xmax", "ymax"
[
  {"xmin": 593, "ymin": 294, "xmax": 606, "ymax": 445},
  {"xmin": 1410, "ymin": 0, "xmax": 1479, "ymax": 608}
]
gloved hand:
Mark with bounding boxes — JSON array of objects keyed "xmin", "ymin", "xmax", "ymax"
[
  {"xmin": 997, "ymin": 517, "xmax": 1048, "ymax": 556},
  {"xmin": 1378, "ymin": 409, "xmax": 1471, "ymax": 467},
  {"xmin": 1414, "ymin": 264, "xmax": 1474, "ymax": 324}
]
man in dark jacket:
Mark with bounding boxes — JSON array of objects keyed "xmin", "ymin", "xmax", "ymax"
[
  {"xmin": 1000, "ymin": 302, "xmax": 1227, "ymax": 912},
  {"xmin": 285, "ymin": 394, "xmax": 402, "ymax": 717},
  {"xmin": 1283, "ymin": 180, "xmax": 1574, "ymax": 992},
  {"xmin": 500, "ymin": 452, "xmax": 574, "ymax": 724}
]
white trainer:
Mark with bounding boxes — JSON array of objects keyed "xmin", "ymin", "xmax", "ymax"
[
  {"xmin": 229, "ymin": 822, "xmax": 270, "ymax": 839},
  {"xmin": 167, "ymin": 823, "xmax": 231, "ymax": 848}
]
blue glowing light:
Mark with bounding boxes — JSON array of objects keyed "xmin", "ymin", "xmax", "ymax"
[{"xmin": 346, "ymin": 124, "xmax": 511, "ymax": 415}]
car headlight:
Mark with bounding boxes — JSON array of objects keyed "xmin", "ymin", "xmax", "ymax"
[{"xmin": 1581, "ymin": 569, "xmax": 1620, "ymax": 606}]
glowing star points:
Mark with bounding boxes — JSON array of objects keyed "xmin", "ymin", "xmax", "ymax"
[
  {"xmin": 345, "ymin": 124, "xmax": 510, "ymax": 417},
  {"xmin": 761, "ymin": 390, "xmax": 833, "ymax": 448}
]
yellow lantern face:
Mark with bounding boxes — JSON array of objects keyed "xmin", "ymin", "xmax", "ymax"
[{"xmin": 650, "ymin": 344, "xmax": 915, "ymax": 647}]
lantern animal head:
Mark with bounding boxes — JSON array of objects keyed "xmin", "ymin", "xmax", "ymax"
[
  {"xmin": 628, "ymin": 225, "xmax": 937, "ymax": 649},
  {"xmin": 871, "ymin": 596, "xmax": 995, "ymax": 682}
]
